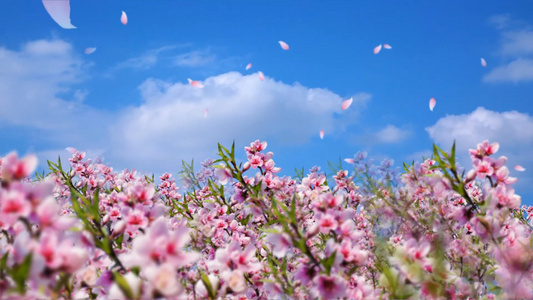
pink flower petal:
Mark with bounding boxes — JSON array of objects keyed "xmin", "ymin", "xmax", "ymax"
[
  {"xmin": 84, "ymin": 47, "xmax": 96, "ymax": 55},
  {"xmin": 42, "ymin": 0, "xmax": 76, "ymax": 29},
  {"xmin": 246, "ymin": 63, "xmax": 252, "ymax": 70},
  {"xmin": 204, "ymin": 109, "xmax": 209, "ymax": 118},
  {"xmin": 514, "ymin": 165, "xmax": 525, "ymax": 172},
  {"xmin": 65, "ymin": 147, "xmax": 77, "ymax": 154},
  {"xmin": 258, "ymin": 71, "xmax": 264, "ymax": 81},
  {"xmin": 481, "ymin": 58, "xmax": 487, "ymax": 67},
  {"xmin": 341, "ymin": 97, "xmax": 353, "ymax": 110},
  {"xmin": 374, "ymin": 44, "xmax": 382, "ymax": 54},
  {"xmin": 383, "ymin": 44, "xmax": 392, "ymax": 49},
  {"xmin": 320, "ymin": 130, "xmax": 324, "ymax": 139},
  {"xmin": 279, "ymin": 41, "xmax": 289, "ymax": 50},
  {"xmin": 121, "ymin": 11, "xmax": 128, "ymax": 25},
  {"xmin": 429, "ymin": 97, "xmax": 436, "ymax": 111},
  {"xmin": 188, "ymin": 78, "xmax": 204, "ymax": 88}
]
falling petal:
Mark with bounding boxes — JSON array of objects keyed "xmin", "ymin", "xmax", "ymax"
[
  {"xmin": 481, "ymin": 58, "xmax": 487, "ymax": 67},
  {"xmin": 204, "ymin": 109, "xmax": 209, "ymax": 118},
  {"xmin": 383, "ymin": 44, "xmax": 392, "ymax": 49},
  {"xmin": 320, "ymin": 130, "xmax": 324, "ymax": 139},
  {"xmin": 429, "ymin": 97, "xmax": 436, "ymax": 111},
  {"xmin": 188, "ymin": 78, "xmax": 204, "ymax": 88},
  {"xmin": 84, "ymin": 47, "xmax": 96, "ymax": 55},
  {"xmin": 121, "ymin": 11, "xmax": 128, "ymax": 25},
  {"xmin": 344, "ymin": 158, "xmax": 355, "ymax": 164},
  {"xmin": 279, "ymin": 41, "xmax": 289, "ymax": 50},
  {"xmin": 341, "ymin": 97, "xmax": 353, "ymax": 110},
  {"xmin": 514, "ymin": 165, "xmax": 526, "ymax": 171},
  {"xmin": 374, "ymin": 44, "xmax": 382, "ymax": 54},
  {"xmin": 65, "ymin": 147, "xmax": 77, "ymax": 154},
  {"xmin": 246, "ymin": 63, "xmax": 252, "ymax": 70},
  {"xmin": 258, "ymin": 71, "xmax": 264, "ymax": 81},
  {"xmin": 42, "ymin": 0, "xmax": 76, "ymax": 29}
]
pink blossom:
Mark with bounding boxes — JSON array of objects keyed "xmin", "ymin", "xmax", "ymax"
[
  {"xmin": 318, "ymin": 213, "xmax": 338, "ymax": 234},
  {"xmin": 314, "ymin": 274, "xmax": 347, "ymax": 299}
]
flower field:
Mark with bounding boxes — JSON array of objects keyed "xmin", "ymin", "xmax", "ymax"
[{"xmin": 0, "ymin": 139, "xmax": 531, "ymax": 299}]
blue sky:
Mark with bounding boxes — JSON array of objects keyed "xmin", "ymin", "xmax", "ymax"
[{"xmin": 1, "ymin": 1, "xmax": 533, "ymax": 202}]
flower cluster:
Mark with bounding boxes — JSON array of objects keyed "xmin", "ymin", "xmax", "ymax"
[{"xmin": 0, "ymin": 139, "xmax": 531, "ymax": 299}]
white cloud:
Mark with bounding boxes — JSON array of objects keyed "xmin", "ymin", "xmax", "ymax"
[
  {"xmin": 111, "ymin": 46, "xmax": 178, "ymax": 71},
  {"xmin": 483, "ymin": 58, "xmax": 533, "ymax": 83},
  {"xmin": 105, "ymin": 72, "xmax": 369, "ymax": 173},
  {"xmin": 0, "ymin": 39, "xmax": 371, "ymax": 176},
  {"xmin": 174, "ymin": 50, "xmax": 215, "ymax": 67},
  {"xmin": 0, "ymin": 39, "xmax": 110, "ymax": 142},
  {"xmin": 426, "ymin": 107, "xmax": 533, "ymax": 189},
  {"xmin": 349, "ymin": 124, "xmax": 411, "ymax": 146},
  {"xmin": 484, "ymin": 19, "xmax": 533, "ymax": 83},
  {"xmin": 501, "ymin": 30, "xmax": 533, "ymax": 56},
  {"xmin": 374, "ymin": 125, "xmax": 411, "ymax": 144}
]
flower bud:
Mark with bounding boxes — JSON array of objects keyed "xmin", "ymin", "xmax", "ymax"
[
  {"xmin": 111, "ymin": 220, "xmax": 126, "ymax": 238},
  {"xmin": 242, "ymin": 161, "xmax": 251, "ymax": 172},
  {"xmin": 465, "ymin": 169, "xmax": 477, "ymax": 183}
]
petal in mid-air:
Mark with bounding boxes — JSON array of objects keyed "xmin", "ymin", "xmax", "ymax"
[
  {"xmin": 121, "ymin": 11, "xmax": 128, "ymax": 25},
  {"xmin": 383, "ymin": 44, "xmax": 392, "ymax": 49},
  {"xmin": 341, "ymin": 97, "xmax": 353, "ymax": 110},
  {"xmin": 204, "ymin": 109, "xmax": 209, "ymax": 118},
  {"xmin": 84, "ymin": 47, "xmax": 96, "ymax": 55},
  {"xmin": 65, "ymin": 147, "xmax": 77, "ymax": 154},
  {"xmin": 514, "ymin": 165, "xmax": 525, "ymax": 171},
  {"xmin": 481, "ymin": 58, "xmax": 487, "ymax": 67},
  {"xmin": 279, "ymin": 41, "xmax": 289, "ymax": 50},
  {"xmin": 188, "ymin": 78, "xmax": 204, "ymax": 88},
  {"xmin": 258, "ymin": 71, "xmax": 264, "ymax": 81},
  {"xmin": 429, "ymin": 97, "xmax": 436, "ymax": 111},
  {"xmin": 374, "ymin": 44, "xmax": 382, "ymax": 54},
  {"xmin": 42, "ymin": 0, "xmax": 76, "ymax": 29},
  {"xmin": 320, "ymin": 130, "xmax": 324, "ymax": 139},
  {"xmin": 246, "ymin": 63, "xmax": 252, "ymax": 70}
]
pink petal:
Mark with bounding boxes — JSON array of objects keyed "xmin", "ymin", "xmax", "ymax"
[
  {"xmin": 373, "ymin": 44, "xmax": 382, "ymax": 54},
  {"xmin": 258, "ymin": 71, "xmax": 264, "ymax": 81},
  {"xmin": 383, "ymin": 44, "xmax": 392, "ymax": 49},
  {"xmin": 84, "ymin": 47, "xmax": 96, "ymax": 55},
  {"xmin": 429, "ymin": 97, "xmax": 436, "ymax": 111},
  {"xmin": 42, "ymin": 0, "xmax": 76, "ymax": 29},
  {"xmin": 204, "ymin": 109, "xmax": 209, "ymax": 118},
  {"xmin": 481, "ymin": 58, "xmax": 487, "ymax": 67},
  {"xmin": 121, "ymin": 11, "xmax": 128, "ymax": 25},
  {"xmin": 65, "ymin": 147, "xmax": 77, "ymax": 154},
  {"xmin": 514, "ymin": 165, "xmax": 526, "ymax": 172},
  {"xmin": 320, "ymin": 130, "xmax": 324, "ymax": 139},
  {"xmin": 344, "ymin": 158, "xmax": 355, "ymax": 164},
  {"xmin": 246, "ymin": 63, "xmax": 252, "ymax": 70},
  {"xmin": 188, "ymin": 78, "xmax": 204, "ymax": 88},
  {"xmin": 279, "ymin": 41, "xmax": 289, "ymax": 50},
  {"xmin": 341, "ymin": 97, "xmax": 353, "ymax": 110}
]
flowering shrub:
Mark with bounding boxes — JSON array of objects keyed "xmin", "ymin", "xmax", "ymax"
[{"xmin": 0, "ymin": 140, "xmax": 531, "ymax": 299}]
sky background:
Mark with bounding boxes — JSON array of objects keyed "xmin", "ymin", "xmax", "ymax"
[{"xmin": 1, "ymin": 1, "xmax": 533, "ymax": 203}]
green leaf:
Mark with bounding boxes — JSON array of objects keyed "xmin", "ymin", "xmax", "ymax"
[
  {"xmin": 321, "ymin": 251, "xmax": 337, "ymax": 275},
  {"xmin": 8, "ymin": 253, "xmax": 33, "ymax": 293},
  {"xmin": 199, "ymin": 270, "xmax": 217, "ymax": 300},
  {"xmin": 112, "ymin": 271, "xmax": 135, "ymax": 299}
]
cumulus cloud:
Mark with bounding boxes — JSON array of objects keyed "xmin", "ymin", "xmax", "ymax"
[
  {"xmin": 0, "ymin": 39, "xmax": 110, "ymax": 144},
  {"xmin": 106, "ymin": 72, "xmax": 369, "ymax": 172},
  {"xmin": 426, "ymin": 107, "xmax": 533, "ymax": 188},
  {"xmin": 0, "ymin": 39, "xmax": 371, "ymax": 176}
]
